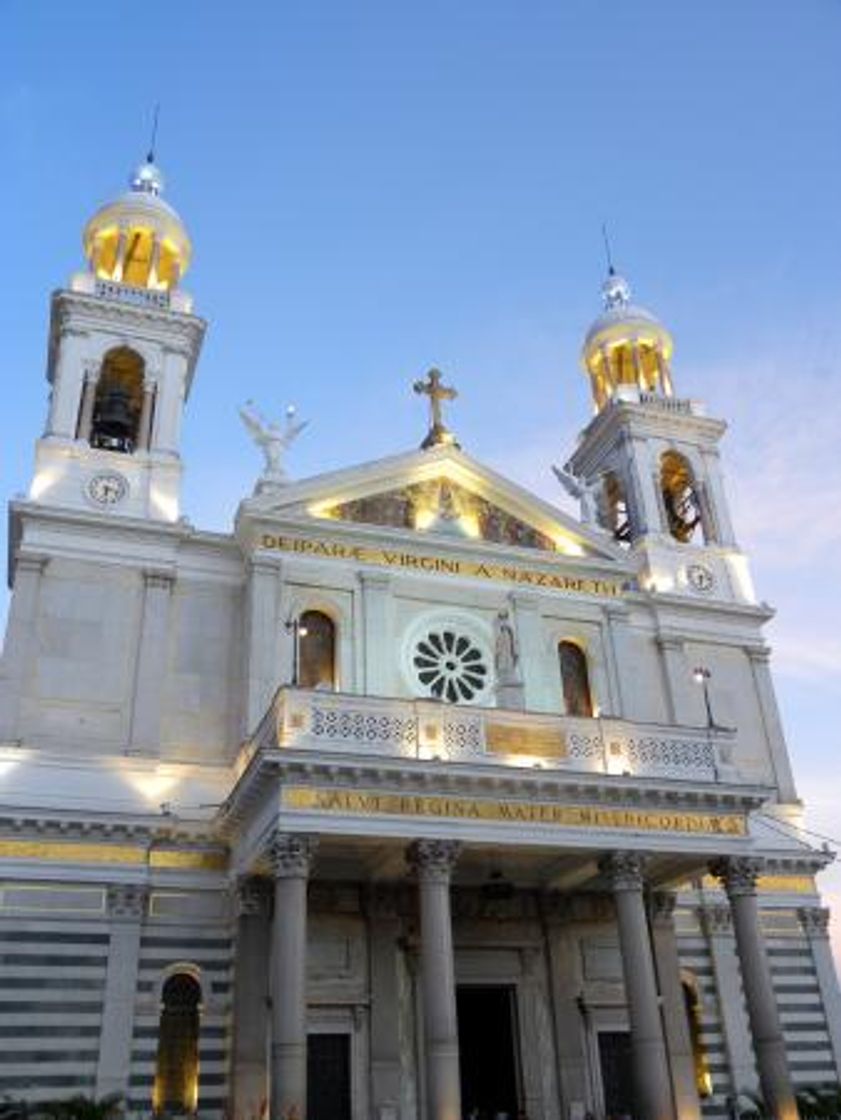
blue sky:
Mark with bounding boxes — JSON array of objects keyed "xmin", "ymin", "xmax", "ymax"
[{"xmin": 3, "ymin": 2, "xmax": 841, "ymax": 957}]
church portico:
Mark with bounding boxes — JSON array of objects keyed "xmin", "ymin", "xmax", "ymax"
[{"xmin": 225, "ymin": 812, "xmax": 810, "ymax": 1120}]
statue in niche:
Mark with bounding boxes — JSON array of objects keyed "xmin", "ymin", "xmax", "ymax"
[
  {"xmin": 494, "ymin": 608, "xmax": 525, "ymax": 710},
  {"xmin": 494, "ymin": 610, "xmax": 520, "ymax": 683},
  {"xmin": 239, "ymin": 401, "xmax": 309, "ymax": 489}
]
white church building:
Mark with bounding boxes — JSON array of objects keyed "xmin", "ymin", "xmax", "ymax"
[{"xmin": 0, "ymin": 157, "xmax": 839, "ymax": 1120}]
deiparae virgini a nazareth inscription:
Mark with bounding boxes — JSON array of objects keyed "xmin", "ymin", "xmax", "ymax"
[{"xmin": 258, "ymin": 532, "xmax": 621, "ymax": 598}]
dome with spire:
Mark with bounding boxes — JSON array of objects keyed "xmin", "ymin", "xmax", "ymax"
[
  {"xmin": 81, "ymin": 155, "xmax": 192, "ymax": 292},
  {"xmin": 581, "ymin": 269, "xmax": 675, "ymax": 411}
]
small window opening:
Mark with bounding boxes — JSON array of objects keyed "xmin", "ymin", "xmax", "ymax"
[
  {"xmin": 154, "ymin": 972, "xmax": 201, "ymax": 1115},
  {"xmin": 683, "ymin": 978, "xmax": 713, "ymax": 1098},
  {"xmin": 90, "ymin": 347, "xmax": 144, "ymax": 453},
  {"xmin": 660, "ymin": 451, "xmax": 702, "ymax": 543},
  {"xmin": 604, "ymin": 472, "xmax": 632, "ymax": 545},
  {"xmin": 298, "ymin": 610, "xmax": 337, "ymax": 690},
  {"xmin": 559, "ymin": 641, "xmax": 593, "ymax": 717}
]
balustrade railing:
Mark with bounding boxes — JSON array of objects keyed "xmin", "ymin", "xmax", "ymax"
[
  {"xmin": 246, "ymin": 687, "xmax": 738, "ymax": 784},
  {"xmin": 94, "ymin": 278, "xmax": 171, "ymax": 309}
]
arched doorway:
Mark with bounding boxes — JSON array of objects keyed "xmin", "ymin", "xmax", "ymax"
[{"xmin": 153, "ymin": 971, "xmax": 202, "ymax": 1114}]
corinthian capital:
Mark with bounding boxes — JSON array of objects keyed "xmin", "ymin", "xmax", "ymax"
[
  {"xmin": 710, "ymin": 856, "xmax": 763, "ymax": 898},
  {"xmin": 798, "ymin": 906, "xmax": 830, "ymax": 938},
  {"xmin": 235, "ymin": 876, "xmax": 272, "ymax": 918},
  {"xmin": 406, "ymin": 839, "xmax": 461, "ymax": 883},
  {"xmin": 650, "ymin": 891, "xmax": 677, "ymax": 928},
  {"xmin": 267, "ymin": 832, "xmax": 319, "ymax": 879},
  {"xmin": 599, "ymin": 851, "xmax": 645, "ymax": 892}
]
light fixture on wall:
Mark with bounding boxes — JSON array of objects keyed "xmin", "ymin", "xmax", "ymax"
[
  {"xmin": 692, "ymin": 666, "xmax": 715, "ymax": 729},
  {"xmin": 284, "ymin": 616, "xmax": 309, "ymax": 686}
]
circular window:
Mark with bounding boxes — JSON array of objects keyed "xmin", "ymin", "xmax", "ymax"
[{"xmin": 412, "ymin": 629, "xmax": 490, "ymax": 704}]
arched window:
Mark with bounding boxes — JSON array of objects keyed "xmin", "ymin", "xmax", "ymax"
[
  {"xmin": 298, "ymin": 610, "xmax": 336, "ymax": 690},
  {"xmin": 559, "ymin": 641, "xmax": 593, "ymax": 717},
  {"xmin": 682, "ymin": 977, "xmax": 712, "ymax": 1098},
  {"xmin": 660, "ymin": 451, "xmax": 702, "ymax": 543},
  {"xmin": 90, "ymin": 347, "xmax": 146, "ymax": 453},
  {"xmin": 603, "ymin": 472, "xmax": 632, "ymax": 546},
  {"xmin": 154, "ymin": 972, "xmax": 201, "ymax": 1114}
]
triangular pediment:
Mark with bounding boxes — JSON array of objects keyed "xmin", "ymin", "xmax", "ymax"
[{"xmin": 237, "ymin": 445, "xmax": 625, "ymax": 563}]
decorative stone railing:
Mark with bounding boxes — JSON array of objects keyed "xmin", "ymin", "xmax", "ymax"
[
  {"xmin": 246, "ymin": 687, "xmax": 739, "ymax": 784},
  {"xmin": 94, "ymin": 279, "xmax": 171, "ymax": 309}
]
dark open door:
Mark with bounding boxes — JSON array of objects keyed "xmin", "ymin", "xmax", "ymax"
[
  {"xmin": 307, "ymin": 1032, "xmax": 351, "ymax": 1120},
  {"xmin": 457, "ymin": 985, "xmax": 520, "ymax": 1118},
  {"xmin": 597, "ymin": 1030, "xmax": 634, "ymax": 1120}
]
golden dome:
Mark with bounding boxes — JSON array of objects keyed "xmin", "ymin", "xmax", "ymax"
[
  {"xmin": 82, "ymin": 158, "xmax": 192, "ymax": 291},
  {"xmin": 581, "ymin": 271, "xmax": 675, "ymax": 411}
]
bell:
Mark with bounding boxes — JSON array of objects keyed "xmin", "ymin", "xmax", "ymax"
[{"xmin": 91, "ymin": 385, "xmax": 136, "ymax": 451}]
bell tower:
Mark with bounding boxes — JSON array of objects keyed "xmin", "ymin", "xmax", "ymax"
[
  {"xmin": 30, "ymin": 156, "xmax": 205, "ymax": 521},
  {"xmin": 564, "ymin": 269, "xmax": 753, "ymax": 603}
]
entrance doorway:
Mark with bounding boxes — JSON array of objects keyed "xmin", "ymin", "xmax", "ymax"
[
  {"xmin": 307, "ymin": 1033, "xmax": 351, "ymax": 1120},
  {"xmin": 597, "ymin": 1031, "xmax": 633, "ymax": 1120},
  {"xmin": 457, "ymin": 985, "xmax": 520, "ymax": 1120}
]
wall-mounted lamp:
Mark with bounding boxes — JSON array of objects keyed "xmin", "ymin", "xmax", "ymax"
[
  {"xmin": 284, "ymin": 617, "xmax": 309, "ymax": 686},
  {"xmin": 692, "ymin": 666, "xmax": 715, "ymax": 729}
]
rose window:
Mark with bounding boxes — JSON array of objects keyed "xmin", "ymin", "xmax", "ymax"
[{"xmin": 412, "ymin": 629, "xmax": 489, "ymax": 703}]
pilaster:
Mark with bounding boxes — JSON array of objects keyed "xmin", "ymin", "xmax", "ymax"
[
  {"xmin": 359, "ymin": 571, "xmax": 394, "ymax": 696},
  {"xmin": 656, "ymin": 634, "xmax": 695, "ymax": 725},
  {"xmin": 0, "ymin": 554, "xmax": 47, "ymax": 740},
  {"xmin": 745, "ymin": 647, "xmax": 798, "ymax": 802},
  {"xmin": 797, "ymin": 907, "xmax": 841, "ymax": 1081},
  {"xmin": 244, "ymin": 556, "xmax": 281, "ymax": 733},
  {"xmin": 128, "ymin": 570, "xmax": 175, "ymax": 753},
  {"xmin": 231, "ymin": 877, "xmax": 273, "ymax": 1120},
  {"xmin": 95, "ymin": 884, "xmax": 147, "ymax": 1098}
]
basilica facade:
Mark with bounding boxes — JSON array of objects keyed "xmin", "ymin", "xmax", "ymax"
[{"xmin": 0, "ymin": 158, "xmax": 839, "ymax": 1120}]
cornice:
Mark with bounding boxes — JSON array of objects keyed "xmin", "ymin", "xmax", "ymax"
[
  {"xmin": 218, "ymin": 746, "xmax": 772, "ymax": 839},
  {"xmin": 50, "ymin": 288, "xmax": 206, "ymax": 343}
]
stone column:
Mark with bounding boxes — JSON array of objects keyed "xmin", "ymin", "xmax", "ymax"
[
  {"xmin": 656, "ymin": 634, "xmax": 695, "ymax": 725},
  {"xmin": 137, "ymin": 383, "xmax": 156, "ymax": 451},
  {"xmin": 600, "ymin": 852, "xmax": 674, "ymax": 1120},
  {"xmin": 359, "ymin": 572, "xmax": 393, "ymax": 696},
  {"xmin": 0, "ymin": 554, "xmax": 47, "ymax": 740},
  {"xmin": 232, "ymin": 877, "xmax": 272, "ymax": 1120},
  {"xmin": 128, "ymin": 571, "xmax": 175, "ymax": 753},
  {"xmin": 269, "ymin": 833, "xmax": 318, "ymax": 1120},
  {"xmin": 700, "ymin": 903, "xmax": 759, "ymax": 1097},
  {"xmin": 95, "ymin": 884, "xmax": 147, "ymax": 1097},
  {"xmin": 76, "ymin": 366, "xmax": 98, "ymax": 441},
  {"xmin": 47, "ymin": 326, "xmax": 88, "ymax": 438},
  {"xmin": 746, "ymin": 648, "xmax": 798, "ymax": 803},
  {"xmin": 650, "ymin": 893, "xmax": 702, "ymax": 1120},
  {"xmin": 798, "ymin": 907, "xmax": 841, "ymax": 1082},
  {"xmin": 407, "ymin": 839, "xmax": 462, "ymax": 1120},
  {"xmin": 153, "ymin": 344, "xmax": 189, "ymax": 455},
  {"xmin": 712, "ymin": 859, "xmax": 798, "ymax": 1120}
]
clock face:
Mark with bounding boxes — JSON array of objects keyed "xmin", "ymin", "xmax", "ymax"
[
  {"xmin": 686, "ymin": 562, "xmax": 714, "ymax": 593},
  {"xmin": 86, "ymin": 472, "xmax": 128, "ymax": 507}
]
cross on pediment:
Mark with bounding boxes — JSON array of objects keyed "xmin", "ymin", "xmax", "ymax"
[{"xmin": 413, "ymin": 368, "xmax": 460, "ymax": 450}]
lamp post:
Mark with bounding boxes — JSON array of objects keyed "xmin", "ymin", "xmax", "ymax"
[
  {"xmin": 284, "ymin": 617, "xmax": 308, "ymax": 686},
  {"xmin": 692, "ymin": 666, "xmax": 715, "ymax": 729}
]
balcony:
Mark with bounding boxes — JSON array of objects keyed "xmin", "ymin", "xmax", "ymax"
[{"xmin": 245, "ymin": 687, "xmax": 738, "ymax": 785}]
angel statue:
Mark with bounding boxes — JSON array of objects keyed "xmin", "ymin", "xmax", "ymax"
[
  {"xmin": 239, "ymin": 401, "xmax": 309, "ymax": 489},
  {"xmin": 551, "ymin": 463, "xmax": 604, "ymax": 528}
]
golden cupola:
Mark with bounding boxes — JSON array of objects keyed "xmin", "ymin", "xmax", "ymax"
[
  {"xmin": 581, "ymin": 269, "xmax": 674, "ymax": 411},
  {"xmin": 81, "ymin": 156, "xmax": 192, "ymax": 293}
]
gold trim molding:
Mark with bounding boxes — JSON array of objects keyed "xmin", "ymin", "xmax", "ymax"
[{"xmin": 283, "ymin": 786, "xmax": 746, "ymax": 835}]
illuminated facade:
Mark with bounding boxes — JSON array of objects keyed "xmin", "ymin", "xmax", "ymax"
[{"xmin": 0, "ymin": 160, "xmax": 839, "ymax": 1120}]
